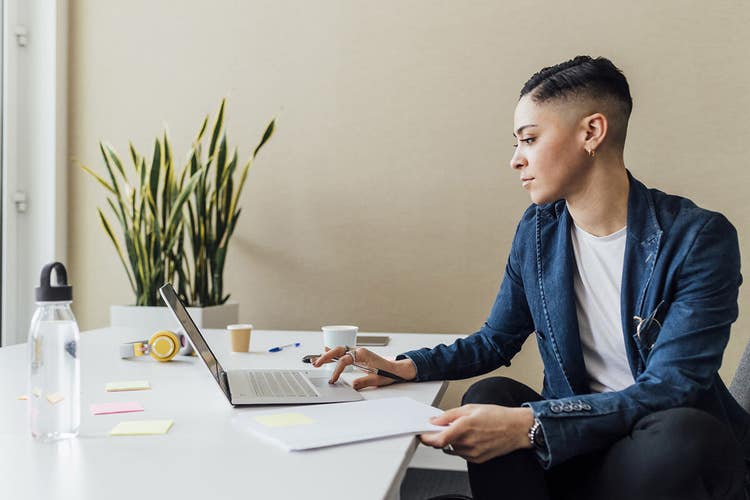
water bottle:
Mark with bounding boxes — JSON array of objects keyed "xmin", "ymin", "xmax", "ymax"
[{"xmin": 28, "ymin": 262, "xmax": 80, "ymax": 440}]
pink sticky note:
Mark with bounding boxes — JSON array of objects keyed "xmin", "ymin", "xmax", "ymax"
[{"xmin": 90, "ymin": 401, "xmax": 144, "ymax": 416}]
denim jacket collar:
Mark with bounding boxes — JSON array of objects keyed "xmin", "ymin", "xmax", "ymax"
[{"xmin": 621, "ymin": 172, "xmax": 664, "ymax": 373}]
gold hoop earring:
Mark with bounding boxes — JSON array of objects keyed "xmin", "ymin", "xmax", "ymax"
[{"xmin": 588, "ymin": 149, "xmax": 596, "ymax": 158}]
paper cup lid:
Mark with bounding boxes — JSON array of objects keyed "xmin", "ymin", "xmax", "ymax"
[{"xmin": 227, "ymin": 324, "xmax": 253, "ymax": 330}]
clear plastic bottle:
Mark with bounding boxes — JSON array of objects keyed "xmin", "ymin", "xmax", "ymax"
[{"xmin": 28, "ymin": 262, "xmax": 80, "ymax": 440}]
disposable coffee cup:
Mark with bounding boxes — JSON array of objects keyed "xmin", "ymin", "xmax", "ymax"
[
  {"xmin": 227, "ymin": 324, "xmax": 253, "ymax": 352},
  {"xmin": 322, "ymin": 325, "xmax": 358, "ymax": 372}
]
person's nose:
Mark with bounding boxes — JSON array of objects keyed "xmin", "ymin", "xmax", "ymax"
[{"xmin": 510, "ymin": 147, "xmax": 526, "ymax": 171}]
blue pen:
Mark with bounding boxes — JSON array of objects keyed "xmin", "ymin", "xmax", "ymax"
[{"xmin": 268, "ymin": 342, "xmax": 301, "ymax": 353}]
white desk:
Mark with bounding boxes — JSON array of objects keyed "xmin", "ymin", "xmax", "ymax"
[{"xmin": 0, "ymin": 327, "xmax": 462, "ymax": 500}]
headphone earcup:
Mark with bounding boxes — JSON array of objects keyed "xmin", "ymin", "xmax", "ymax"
[
  {"xmin": 176, "ymin": 330, "xmax": 194, "ymax": 356},
  {"xmin": 148, "ymin": 330, "xmax": 180, "ymax": 362}
]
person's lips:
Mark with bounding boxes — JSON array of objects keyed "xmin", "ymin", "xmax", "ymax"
[{"xmin": 521, "ymin": 176, "xmax": 534, "ymax": 187}]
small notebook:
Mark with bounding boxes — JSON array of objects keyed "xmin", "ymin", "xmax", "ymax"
[
  {"xmin": 105, "ymin": 380, "xmax": 151, "ymax": 392},
  {"xmin": 90, "ymin": 401, "xmax": 144, "ymax": 415},
  {"xmin": 110, "ymin": 420, "xmax": 173, "ymax": 436},
  {"xmin": 238, "ymin": 396, "xmax": 445, "ymax": 451}
]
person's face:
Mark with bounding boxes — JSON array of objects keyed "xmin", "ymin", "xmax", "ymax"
[{"xmin": 510, "ymin": 95, "xmax": 589, "ymax": 205}]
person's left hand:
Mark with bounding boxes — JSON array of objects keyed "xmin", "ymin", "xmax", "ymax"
[{"xmin": 420, "ymin": 405, "xmax": 535, "ymax": 463}]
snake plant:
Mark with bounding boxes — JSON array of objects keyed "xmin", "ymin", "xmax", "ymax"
[{"xmin": 83, "ymin": 99, "xmax": 275, "ymax": 306}]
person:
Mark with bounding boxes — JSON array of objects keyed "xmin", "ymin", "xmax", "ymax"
[{"xmin": 313, "ymin": 55, "xmax": 750, "ymax": 500}]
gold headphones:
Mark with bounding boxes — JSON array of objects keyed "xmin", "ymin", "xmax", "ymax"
[{"xmin": 119, "ymin": 330, "xmax": 190, "ymax": 362}]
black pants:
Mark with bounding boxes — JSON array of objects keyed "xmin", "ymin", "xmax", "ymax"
[{"xmin": 463, "ymin": 377, "xmax": 748, "ymax": 500}]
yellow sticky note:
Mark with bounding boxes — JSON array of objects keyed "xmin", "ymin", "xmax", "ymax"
[
  {"xmin": 110, "ymin": 420, "xmax": 173, "ymax": 436},
  {"xmin": 255, "ymin": 413, "xmax": 315, "ymax": 428},
  {"xmin": 46, "ymin": 393, "xmax": 65, "ymax": 404},
  {"xmin": 105, "ymin": 380, "xmax": 151, "ymax": 392}
]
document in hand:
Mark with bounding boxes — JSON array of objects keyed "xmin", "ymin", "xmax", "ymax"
[{"xmin": 237, "ymin": 396, "xmax": 446, "ymax": 451}]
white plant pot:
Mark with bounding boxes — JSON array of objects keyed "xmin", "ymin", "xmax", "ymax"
[{"xmin": 110, "ymin": 303, "xmax": 239, "ymax": 334}]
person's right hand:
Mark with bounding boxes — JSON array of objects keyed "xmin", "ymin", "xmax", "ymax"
[{"xmin": 311, "ymin": 345, "xmax": 417, "ymax": 390}]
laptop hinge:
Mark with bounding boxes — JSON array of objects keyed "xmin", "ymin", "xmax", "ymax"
[{"xmin": 220, "ymin": 370, "xmax": 232, "ymax": 401}]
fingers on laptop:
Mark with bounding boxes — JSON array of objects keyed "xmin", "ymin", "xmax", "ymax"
[
  {"xmin": 314, "ymin": 345, "xmax": 368, "ymax": 366},
  {"xmin": 327, "ymin": 360, "xmax": 348, "ymax": 383},
  {"xmin": 326, "ymin": 348, "xmax": 396, "ymax": 389},
  {"xmin": 312, "ymin": 345, "xmax": 347, "ymax": 367},
  {"xmin": 327, "ymin": 346, "xmax": 357, "ymax": 383}
]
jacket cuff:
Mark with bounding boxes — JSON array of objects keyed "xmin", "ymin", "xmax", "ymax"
[
  {"xmin": 396, "ymin": 351, "xmax": 433, "ymax": 381},
  {"xmin": 522, "ymin": 404, "xmax": 551, "ymax": 468},
  {"xmin": 523, "ymin": 398, "xmax": 595, "ymax": 468}
]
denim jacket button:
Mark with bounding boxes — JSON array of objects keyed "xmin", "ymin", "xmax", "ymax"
[
  {"xmin": 563, "ymin": 403, "xmax": 574, "ymax": 412},
  {"xmin": 550, "ymin": 404, "xmax": 562, "ymax": 413},
  {"xmin": 583, "ymin": 404, "xmax": 592, "ymax": 411},
  {"xmin": 572, "ymin": 403, "xmax": 583, "ymax": 411}
]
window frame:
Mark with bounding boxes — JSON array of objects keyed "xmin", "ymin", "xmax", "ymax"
[{"xmin": 1, "ymin": 0, "xmax": 68, "ymax": 346}]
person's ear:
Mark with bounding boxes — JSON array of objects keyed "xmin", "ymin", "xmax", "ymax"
[{"xmin": 582, "ymin": 113, "xmax": 607, "ymax": 156}]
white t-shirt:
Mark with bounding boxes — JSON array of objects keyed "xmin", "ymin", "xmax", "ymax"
[{"xmin": 570, "ymin": 223, "xmax": 635, "ymax": 393}]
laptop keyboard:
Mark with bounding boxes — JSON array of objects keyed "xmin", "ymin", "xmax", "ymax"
[{"xmin": 247, "ymin": 371, "xmax": 319, "ymax": 398}]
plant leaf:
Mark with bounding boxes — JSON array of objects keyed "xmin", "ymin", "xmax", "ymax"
[
  {"xmin": 227, "ymin": 158, "xmax": 250, "ymax": 224},
  {"xmin": 81, "ymin": 164, "xmax": 116, "ymax": 194},
  {"xmin": 215, "ymin": 134, "xmax": 227, "ymax": 228},
  {"xmin": 194, "ymin": 115, "xmax": 208, "ymax": 145},
  {"xmin": 253, "ymin": 118, "xmax": 276, "ymax": 158},
  {"xmin": 165, "ymin": 170, "xmax": 202, "ymax": 237},
  {"xmin": 163, "ymin": 130, "xmax": 172, "ymax": 173},
  {"xmin": 208, "ymin": 99, "xmax": 226, "ymax": 162},
  {"xmin": 219, "ymin": 148, "xmax": 238, "ymax": 196},
  {"xmin": 98, "ymin": 208, "xmax": 136, "ymax": 295},
  {"xmin": 99, "ymin": 143, "xmax": 121, "ymax": 196},
  {"xmin": 129, "ymin": 142, "xmax": 140, "ymax": 172},
  {"xmin": 149, "ymin": 138, "xmax": 161, "ymax": 213},
  {"xmin": 103, "ymin": 143, "xmax": 127, "ymax": 178}
]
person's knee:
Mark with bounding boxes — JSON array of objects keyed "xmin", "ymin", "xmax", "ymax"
[
  {"xmin": 623, "ymin": 408, "xmax": 745, "ymax": 497},
  {"xmin": 461, "ymin": 377, "xmax": 539, "ymax": 407},
  {"xmin": 634, "ymin": 407, "xmax": 738, "ymax": 459}
]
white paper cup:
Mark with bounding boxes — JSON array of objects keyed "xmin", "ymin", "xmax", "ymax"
[{"xmin": 322, "ymin": 325, "xmax": 358, "ymax": 372}]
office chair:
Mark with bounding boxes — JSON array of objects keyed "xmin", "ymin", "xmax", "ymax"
[{"xmin": 730, "ymin": 340, "xmax": 750, "ymax": 413}]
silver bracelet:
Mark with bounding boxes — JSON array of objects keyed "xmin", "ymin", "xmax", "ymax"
[{"xmin": 528, "ymin": 417, "xmax": 542, "ymax": 447}]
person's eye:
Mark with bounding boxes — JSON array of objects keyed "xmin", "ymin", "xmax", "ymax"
[{"xmin": 513, "ymin": 138, "xmax": 535, "ymax": 148}]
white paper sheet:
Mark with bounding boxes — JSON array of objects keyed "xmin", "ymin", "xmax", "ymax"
[{"xmin": 237, "ymin": 396, "xmax": 446, "ymax": 451}]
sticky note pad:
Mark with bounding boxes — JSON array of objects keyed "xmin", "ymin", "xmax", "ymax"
[
  {"xmin": 46, "ymin": 393, "xmax": 65, "ymax": 404},
  {"xmin": 254, "ymin": 413, "xmax": 315, "ymax": 428},
  {"xmin": 90, "ymin": 401, "xmax": 144, "ymax": 415},
  {"xmin": 110, "ymin": 420, "xmax": 173, "ymax": 436},
  {"xmin": 105, "ymin": 380, "xmax": 151, "ymax": 392}
]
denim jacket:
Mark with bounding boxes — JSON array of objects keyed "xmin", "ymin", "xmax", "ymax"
[{"xmin": 400, "ymin": 172, "xmax": 750, "ymax": 467}]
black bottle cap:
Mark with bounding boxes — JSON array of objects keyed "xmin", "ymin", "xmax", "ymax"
[{"xmin": 36, "ymin": 262, "xmax": 73, "ymax": 302}]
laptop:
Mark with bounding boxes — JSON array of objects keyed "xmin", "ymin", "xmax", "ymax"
[{"xmin": 159, "ymin": 283, "xmax": 364, "ymax": 406}]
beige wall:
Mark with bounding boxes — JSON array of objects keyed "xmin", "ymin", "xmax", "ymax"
[{"xmin": 68, "ymin": 0, "xmax": 750, "ymax": 405}]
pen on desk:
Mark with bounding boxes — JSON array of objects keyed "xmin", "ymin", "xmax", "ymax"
[
  {"xmin": 331, "ymin": 357, "xmax": 406, "ymax": 382},
  {"xmin": 268, "ymin": 342, "xmax": 301, "ymax": 353}
]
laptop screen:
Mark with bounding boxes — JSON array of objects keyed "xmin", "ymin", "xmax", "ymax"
[{"xmin": 159, "ymin": 283, "xmax": 231, "ymax": 401}]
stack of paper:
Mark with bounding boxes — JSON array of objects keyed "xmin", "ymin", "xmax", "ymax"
[{"xmin": 238, "ymin": 396, "xmax": 445, "ymax": 451}]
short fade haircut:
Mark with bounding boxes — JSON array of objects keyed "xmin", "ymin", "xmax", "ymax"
[{"xmin": 521, "ymin": 56, "xmax": 632, "ymax": 146}]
